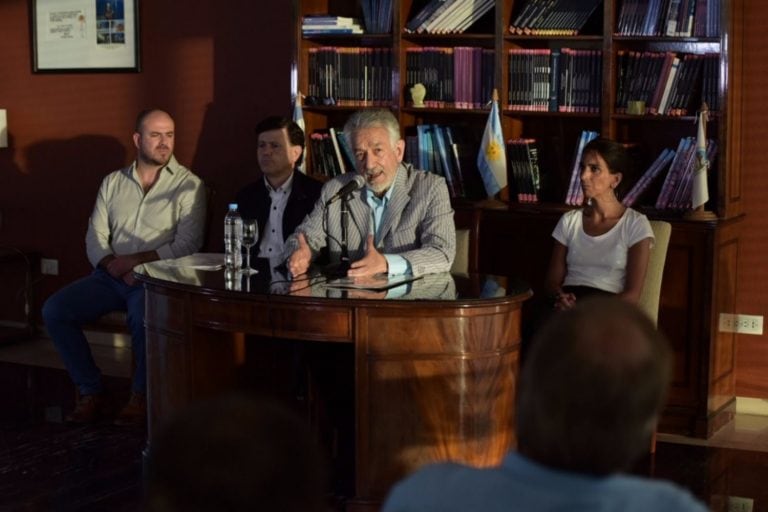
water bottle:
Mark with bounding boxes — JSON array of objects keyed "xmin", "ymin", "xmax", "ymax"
[{"xmin": 224, "ymin": 203, "xmax": 243, "ymax": 271}]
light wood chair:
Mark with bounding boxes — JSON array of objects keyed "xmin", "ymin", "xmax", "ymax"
[
  {"xmin": 638, "ymin": 220, "xmax": 672, "ymax": 327},
  {"xmin": 451, "ymin": 207, "xmax": 480, "ymax": 274},
  {"xmin": 638, "ymin": 220, "xmax": 672, "ymax": 453},
  {"xmin": 451, "ymin": 228, "xmax": 471, "ymax": 274}
]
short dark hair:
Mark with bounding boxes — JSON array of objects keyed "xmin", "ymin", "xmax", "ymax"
[
  {"xmin": 135, "ymin": 109, "xmax": 173, "ymax": 133},
  {"xmin": 255, "ymin": 116, "xmax": 306, "ymax": 167},
  {"xmin": 145, "ymin": 394, "xmax": 327, "ymax": 512},
  {"xmin": 516, "ymin": 297, "xmax": 672, "ymax": 475}
]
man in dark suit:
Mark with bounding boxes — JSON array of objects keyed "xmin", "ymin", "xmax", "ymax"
[{"xmin": 236, "ymin": 116, "xmax": 322, "ymax": 263}]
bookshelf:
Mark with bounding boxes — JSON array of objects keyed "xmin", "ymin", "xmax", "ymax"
[{"xmin": 292, "ymin": 0, "xmax": 744, "ymax": 440}]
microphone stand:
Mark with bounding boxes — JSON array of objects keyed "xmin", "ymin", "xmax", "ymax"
[{"xmin": 338, "ymin": 195, "xmax": 351, "ymax": 276}]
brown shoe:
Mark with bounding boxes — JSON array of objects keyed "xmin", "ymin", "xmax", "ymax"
[
  {"xmin": 65, "ymin": 394, "xmax": 106, "ymax": 423},
  {"xmin": 114, "ymin": 392, "xmax": 146, "ymax": 427}
]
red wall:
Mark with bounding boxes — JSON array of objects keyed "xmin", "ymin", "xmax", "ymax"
[
  {"xmin": 735, "ymin": 2, "xmax": 768, "ymax": 398},
  {"xmin": 0, "ymin": 0, "xmax": 292, "ymax": 306}
]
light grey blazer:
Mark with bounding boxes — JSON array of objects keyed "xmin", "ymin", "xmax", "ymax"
[{"xmin": 283, "ymin": 163, "xmax": 456, "ymax": 277}]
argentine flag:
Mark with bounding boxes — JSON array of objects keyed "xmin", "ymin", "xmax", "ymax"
[
  {"xmin": 477, "ymin": 94, "xmax": 507, "ymax": 197},
  {"xmin": 292, "ymin": 94, "xmax": 306, "ymax": 174}
]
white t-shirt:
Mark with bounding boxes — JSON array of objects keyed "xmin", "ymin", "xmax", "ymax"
[{"xmin": 552, "ymin": 208, "xmax": 654, "ymax": 294}]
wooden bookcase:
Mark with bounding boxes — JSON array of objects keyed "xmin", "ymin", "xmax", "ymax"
[{"xmin": 292, "ymin": 0, "xmax": 745, "ymax": 438}]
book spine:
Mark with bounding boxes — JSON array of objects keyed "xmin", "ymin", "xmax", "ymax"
[{"xmin": 655, "ymin": 137, "xmax": 692, "ymax": 209}]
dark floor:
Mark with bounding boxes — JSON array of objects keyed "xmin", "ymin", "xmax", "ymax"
[{"xmin": 2, "ymin": 353, "xmax": 768, "ymax": 511}]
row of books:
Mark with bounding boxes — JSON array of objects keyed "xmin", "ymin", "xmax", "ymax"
[
  {"xmin": 623, "ymin": 136, "xmax": 717, "ymax": 208},
  {"xmin": 301, "ymin": 15, "xmax": 364, "ymax": 35},
  {"xmin": 309, "ymin": 128, "xmax": 356, "ymax": 178},
  {"xmin": 615, "ymin": 51, "xmax": 717, "ymax": 116},
  {"xmin": 509, "ymin": 0, "xmax": 602, "ymax": 36},
  {"xmin": 652, "ymin": 136, "xmax": 717, "ymax": 209},
  {"xmin": 308, "ymin": 124, "xmax": 718, "ymax": 209},
  {"xmin": 616, "ymin": 0, "xmax": 720, "ymax": 37},
  {"xmin": 507, "ymin": 139, "xmax": 542, "ymax": 203},
  {"xmin": 508, "ymin": 48, "xmax": 602, "ymax": 113},
  {"xmin": 405, "ymin": 47, "xmax": 494, "ymax": 109},
  {"xmin": 405, "ymin": 0, "xmax": 495, "ymax": 34},
  {"xmin": 404, "ymin": 124, "xmax": 467, "ymax": 198},
  {"xmin": 305, "ymin": 47, "xmax": 392, "ymax": 107}
]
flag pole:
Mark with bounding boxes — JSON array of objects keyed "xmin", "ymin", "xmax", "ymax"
[
  {"xmin": 492, "ymin": 88, "xmax": 510, "ymax": 203},
  {"xmin": 684, "ymin": 102, "xmax": 717, "ymax": 221},
  {"xmin": 293, "ymin": 91, "xmax": 307, "ymax": 174}
]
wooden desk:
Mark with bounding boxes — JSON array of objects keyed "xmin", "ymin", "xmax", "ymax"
[{"xmin": 136, "ymin": 261, "xmax": 531, "ymax": 509}]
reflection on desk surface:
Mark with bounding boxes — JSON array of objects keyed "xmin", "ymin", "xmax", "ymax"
[{"xmin": 136, "ymin": 257, "xmax": 530, "ymax": 302}]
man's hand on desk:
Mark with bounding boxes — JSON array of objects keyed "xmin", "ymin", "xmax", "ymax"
[
  {"xmin": 287, "ymin": 232, "xmax": 312, "ymax": 277},
  {"xmin": 348, "ymin": 235, "xmax": 388, "ymax": 277}
]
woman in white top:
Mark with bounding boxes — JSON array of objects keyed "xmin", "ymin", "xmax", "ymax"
[{"xmin": 546, "ymin": 138, "xmax": 655, "ymax": 311}]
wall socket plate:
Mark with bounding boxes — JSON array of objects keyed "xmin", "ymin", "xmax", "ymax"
[
  {"xmin": 719, "ymin": 313, "xmax": 764, "ymax": 335},
  {"xmin": 41, "ymin": 258, "xmax": 59, "ymax": 276}
]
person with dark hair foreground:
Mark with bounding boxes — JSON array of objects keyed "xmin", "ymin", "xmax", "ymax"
[
  {"xmin": 382, "ymin": 298, "xmax": 707, "ymax": 512},
  {"xmin": 145, "ymin": 394, "xmax": 328, "ymax": 512}
]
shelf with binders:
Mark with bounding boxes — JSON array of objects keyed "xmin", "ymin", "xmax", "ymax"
[
  {"xmin": 609, "ymin": 40, "xmax": 721, "ymax": 119},
  {"xmin": 502, "ymin": 32, "xmax": 603, "ymax": 116}
]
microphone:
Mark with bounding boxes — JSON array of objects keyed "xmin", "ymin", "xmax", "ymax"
[{"xmin": 325, "ymin": 175, "xmax": 366, "ymax": 206}]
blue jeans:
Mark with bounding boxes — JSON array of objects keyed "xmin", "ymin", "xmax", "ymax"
[{"xmin": 42, "ymin": 268, "xmax": 146, "ymax": 395}]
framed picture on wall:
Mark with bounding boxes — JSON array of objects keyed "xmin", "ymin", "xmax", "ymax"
[{"xmin": 30, "ymin": 0, "xmax": 140, "ymax": 73}]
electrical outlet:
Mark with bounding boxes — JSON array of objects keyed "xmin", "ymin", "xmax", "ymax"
[
  {"xmin": 41, "ymin": 258, "xmax": 59, "ymax": 276},
  {"xmin": 719, "ymin": 313, "xmax": 764, "ymax": 335},
  {"xmin": 728, "ymin": 496, "xmax": 754, "ymax": 512}
]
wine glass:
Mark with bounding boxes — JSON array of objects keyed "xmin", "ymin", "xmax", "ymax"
[{"xmin": 240, "ymin": 218, "xmax": 259, "ymax": 275}]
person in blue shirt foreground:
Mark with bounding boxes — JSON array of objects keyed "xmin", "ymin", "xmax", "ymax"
[{"xmin": 383, "ymin": 297, "xmax": 708, "ymax": 512}]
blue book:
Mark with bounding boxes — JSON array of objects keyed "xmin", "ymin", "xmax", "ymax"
[
  {"xmin": 405, "ymin": 0, "xmax": 450, "ymax": 32},
  {"xmin": 302, "ymin": 15, "xmax": 360, "ymax": 25},
  {"xmin": 431, "ymin": 125, "xmax": 456, "ymax": 196},
  {"xmin": 302, "ymin": 28, "xmax": 363, "ymax": 35}
]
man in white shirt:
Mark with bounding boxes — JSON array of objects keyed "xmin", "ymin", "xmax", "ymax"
[{"xmin": 42, "ymin": 109, "xmax": 206, "ymax": 426}]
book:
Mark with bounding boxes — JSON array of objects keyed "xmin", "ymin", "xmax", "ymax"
[
  {"xmin": 430, "ymin": 124, "xmax": 457, "ymax": 196},
  {"xmin": 328, "ymin": 127, "xmax": 348, "ymax": 174},
  {"xmin": 655, "ymin": 137, "xmax": 694, "ymax": 209},
  {"xmin": 442, "ymin": 126, "xmax": 466, "ymax": 197},
  {"xmin": 622, "ymin": 148, "xmax": 675, "ymax": 207},
  {"xmin": 302, "ymin": 15, "xmax": 360, "ymax": 25},
  {"xmin": 657, "ymin": 56, "xmax": 681, "ymax": 115},
  {"xmin": 548, "ymin": 49, "xmax": 561, "ymax": 112},
  {"xmin": 302, "ymin": 27, "xmax": 364, "ymax": 35}
]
